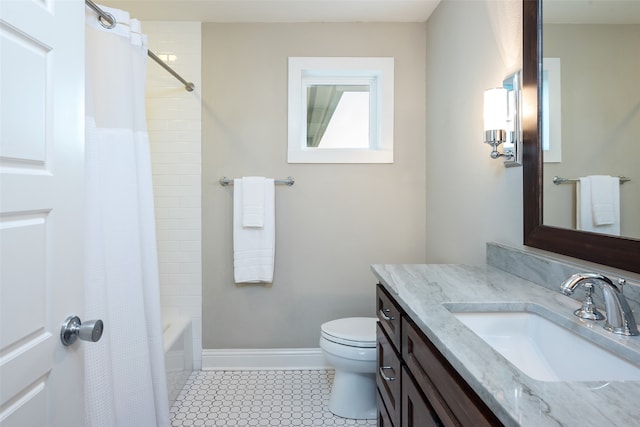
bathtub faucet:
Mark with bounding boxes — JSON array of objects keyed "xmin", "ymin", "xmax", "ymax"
[{"xmin": 560, "ymin": 273, "xmax": 639, "ymax": 336}]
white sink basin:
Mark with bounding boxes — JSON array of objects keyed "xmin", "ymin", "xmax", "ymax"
[{"xmin": 452, "ymin": 309, "xmax": 640, "ymax": 382}]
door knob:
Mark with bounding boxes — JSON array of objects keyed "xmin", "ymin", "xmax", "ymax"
[{"xmin": 60, "ymin": 315, "xmax": 104, "ymax": 346}]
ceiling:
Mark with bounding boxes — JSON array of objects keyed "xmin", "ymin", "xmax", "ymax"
[
  {"xmin": 100, "ymin": 0, "xmax": 640, "ymax": 25},
  {"xmin": 102, "ymin": 0, "xmax": 442, "ymax": 23}
]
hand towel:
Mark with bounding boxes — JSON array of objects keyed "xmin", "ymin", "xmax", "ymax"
[
  {"xmin": 242, "ymin": 176, "xmax": 266, "ymax": 227},
  {"xmin": 590, "ymin": 175, "xmax": 617, "ymax": 225},
  {"xmin": 233, "ymin": 178, "xmax": 275, "ymax": 283},
  {"xmin": 577, "ymin": 175, "xmax": 620, "ymax": 236}
]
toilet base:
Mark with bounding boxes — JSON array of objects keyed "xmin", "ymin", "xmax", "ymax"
[{"xmin": 328, "ymin": 370, "xmax": 377, "ymax": 420}]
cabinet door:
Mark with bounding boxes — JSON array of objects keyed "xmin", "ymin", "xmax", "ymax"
[
  {"xmin": 403, "ymin": 318, "xmax": 503, "ymax": 427},
  {"xmin": 402, "ymin": 368, "xmax": 442, "ymax": 427},
  {"xmin": 377, "ymin": 323, "xmax": 401, "ymax": 426}
]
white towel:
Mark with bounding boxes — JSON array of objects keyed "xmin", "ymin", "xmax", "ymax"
[
  {"xmin": 233, "ymin": 178, "xmax": 275, "ymax": 283},
  {"xmin": 590, "ymin": 176, "xmax": 617, "ymax": 225},
  {"xmin": 577, "ymin": 175, "xmax": 620, "ymax": 236},
  {"xmin": 242, "ymin": 176, "xmax": 266, "ymax": 227}
]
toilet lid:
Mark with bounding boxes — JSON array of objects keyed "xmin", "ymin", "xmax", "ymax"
[{"xmin": 321, "ymin": 317, "xmax": 377, "ymax": 347}]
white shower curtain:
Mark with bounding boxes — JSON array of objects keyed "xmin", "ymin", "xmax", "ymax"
[{"xmin": 84, "ymin": 5, "xmax": 169, "ymax": 427}]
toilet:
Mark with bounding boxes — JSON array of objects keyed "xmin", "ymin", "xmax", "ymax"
[{"xmin": 319, "ymin": 317, "xmax": 377, "ymax": 420}]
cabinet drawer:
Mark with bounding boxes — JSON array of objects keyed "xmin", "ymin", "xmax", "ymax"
[
  {"xmin": 402, "ymin": 318, "xmax": 503, "ymax": 427},
  {"xmin": 377, "ymin": 390, "xmax": 394, "ymax": 427},
  {"xmin": 377, "ymin": 284, "xmax": 402, "ymax": 351},
  {"xmin": 377, "ymin": 323, "xmax": 401, "ymax": 427},
  {"xmin": 402, "ymin": 367, "xmax": 442, "ymax": 427}
]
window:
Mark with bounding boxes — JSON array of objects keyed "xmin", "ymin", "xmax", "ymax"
[{"xmin": 288, "ymin": 57, "xmax": 394, "ymax": 163}]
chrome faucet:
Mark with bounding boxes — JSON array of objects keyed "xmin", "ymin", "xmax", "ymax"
[{"xmin": 560, "ymin": 273, "xmax": 639, "ymax": 336}]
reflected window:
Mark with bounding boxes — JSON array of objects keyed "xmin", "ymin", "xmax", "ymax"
[{"xmin": 542, "ymin": 57, "xmax": 562, "ymax": 163}]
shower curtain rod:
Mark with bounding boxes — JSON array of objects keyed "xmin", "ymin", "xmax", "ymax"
[{"xmin": 85, "ymin": 0, "xmax": 195, "ymax": 92}]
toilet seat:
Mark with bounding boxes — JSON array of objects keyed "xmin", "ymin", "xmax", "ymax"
[{"xmin": 320, "ymin": 317, "xmax": 376, "ymax": 348}]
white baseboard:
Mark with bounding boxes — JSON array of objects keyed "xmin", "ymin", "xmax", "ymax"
[{"xmin": 201, "ymin": 347, "xmax": 331, "ymax": 371}]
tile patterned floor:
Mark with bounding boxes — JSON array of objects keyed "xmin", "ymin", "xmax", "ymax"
[{"xmin": 170, "ymin": 370, "xmax": 377, "ymax": 426}]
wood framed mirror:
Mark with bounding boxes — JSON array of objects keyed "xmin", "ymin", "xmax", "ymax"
[{"xmin": 522, "ymin": 0, "xmax": 640, "ymax": 274}]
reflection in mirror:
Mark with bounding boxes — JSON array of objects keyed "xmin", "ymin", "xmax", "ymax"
[
  {"xmin": 541, "ymin": 1, "xmax": 640, "ymax": 239},
  {"xmin": 306, "ymin": 85, "xmax": 370, "ymax": 149},
  {"xmin": 522, "ymin": 0, "xmax": 640, "ymax": 274},
  {"xmin": 501, "ymin": 71, "xmax": 523, "ymax": 167},
  {"xmin": 540, "ymin": 57, "xmax": 561, "ymax": 163}
]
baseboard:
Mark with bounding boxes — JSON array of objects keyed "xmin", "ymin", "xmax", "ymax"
[{"xmin": 201, "ymin": 347, "xmax": 331, "ymax": 370}]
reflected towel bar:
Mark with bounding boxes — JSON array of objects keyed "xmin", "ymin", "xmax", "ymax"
[
  {"xmin": 85, "ymin": 0, "xmax": 195, "ymax": 92},
  {"xmin": 553, "ymin": 176, "xmax": 630, "ymax": 185},
  {"xmin": 220, "ymin": 177, "xmax": 295, "ymax": 187}
]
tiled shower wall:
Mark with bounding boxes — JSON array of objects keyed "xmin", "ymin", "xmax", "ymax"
[{"xmin": 144, "ymin": 21, "xmax": 202, "ymax": 369}]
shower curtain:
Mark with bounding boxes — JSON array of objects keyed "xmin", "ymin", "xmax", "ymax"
[{"xmin": 84, "ymin": 5, "xmax": 169, "ymax": 427}]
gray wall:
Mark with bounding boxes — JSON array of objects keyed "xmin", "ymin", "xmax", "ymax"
[
  {"xmin": 424, "ymin": 1, "xmax": 524, "ymax": 265},
  {"xmin": 202, "ymin": 23, "xmax": 427, "ymax": 348},
  {"xmin": 542, "ymin": 24, "xmax": 640, "ymax": 238}
]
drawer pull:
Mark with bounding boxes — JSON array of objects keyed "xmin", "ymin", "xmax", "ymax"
[
  {"xmin": 379, "ymin": 366, "xmax": 396, "ymax": 381},
  {"xmin": 379, "ymin": 308, "xmax": 395, "ymax": 321}
]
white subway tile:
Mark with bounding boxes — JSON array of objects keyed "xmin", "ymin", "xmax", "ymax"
[
  {"xmin": 170, "ymin": 229, "xmax": 201, "ymax": 242},
  {"xmin": 180, "ymin": 241, "xmax": 201, "ymax": 253},
  {"xmin": 145, "ymin": 21, "xmax": 201, "ymax": 370},
  {"xmin": 179, "ymin": 196, "xmax": 201, "ymax": 208},
  {"xmin": 179, "ymin": 175, "xmax": 200, "ymax": 187}
]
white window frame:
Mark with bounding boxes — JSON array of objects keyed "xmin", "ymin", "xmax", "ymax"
[{"xmin": 288, "ymin": 57, "xmax": 394, "ymax": 163}]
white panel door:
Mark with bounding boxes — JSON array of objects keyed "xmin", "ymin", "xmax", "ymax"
[{"xmin": 0, "ymin": 1, "xmax": 85, "ymax": 426}]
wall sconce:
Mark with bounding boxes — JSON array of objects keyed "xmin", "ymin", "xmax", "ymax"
[
  {"xmin": 483, "ymin": 71, "xmax": 522, "ymax": 167},
  {"xmin": 483, "ymin": 87, "xmax": 508, "ymax": 159}
]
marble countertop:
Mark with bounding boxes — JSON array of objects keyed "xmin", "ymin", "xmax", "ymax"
[{"xmin": 371, "ymin": 263, "xmax": 640, "ymax": 427}]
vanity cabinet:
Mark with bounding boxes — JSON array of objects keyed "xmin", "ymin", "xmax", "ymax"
[{"xmin": 376, "ymin": 284, "xmax": 503, "ymax": 427}]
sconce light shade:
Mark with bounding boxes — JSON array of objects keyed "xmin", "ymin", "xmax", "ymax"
[
  {"xmin": 483, "ymin": 87, "xmax": 507, "ymax": 132},
  {"xmin": 483, "ymin": 87, "xmax": 509, "ymax": 160}
]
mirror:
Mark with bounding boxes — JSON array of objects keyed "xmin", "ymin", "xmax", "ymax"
[
  {"xmin": 287, "ymin": 57, "xmax": 394, "ymax": 163},
  {"xmin": 522, "ymin": 0, "xmax": 640, "ymax": 274}
]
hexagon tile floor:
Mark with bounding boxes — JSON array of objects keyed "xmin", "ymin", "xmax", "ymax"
[{"xmin": 170, "ymin": 370, "xmax": 378, "ymax": 426}]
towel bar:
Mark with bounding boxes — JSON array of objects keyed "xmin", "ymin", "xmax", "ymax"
[
  {"xmin": 553, "ymin": 176, "xmax": 630, "ymax": 185},
  {"xmin": 220, "ymin": 176, "xmax": 295, "ymax": 186}
]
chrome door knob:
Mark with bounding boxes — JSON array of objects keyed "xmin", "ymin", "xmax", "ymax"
[{"xmin": 60, "ymin": 315, "xmax": 104, "ymax": 346}]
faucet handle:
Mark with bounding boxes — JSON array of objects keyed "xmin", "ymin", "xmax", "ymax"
[{"xmin": 573, "ymin": 282, "xmax": 605, "ymax": 321}]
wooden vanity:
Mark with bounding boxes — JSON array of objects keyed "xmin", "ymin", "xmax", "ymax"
[
  {"xmin": 375, "ymin": 284, "xmax": 503, "ymax": 427},
  {"xmin": 371, "ymin": 262, "xmax": 640, "ymax": 426}
]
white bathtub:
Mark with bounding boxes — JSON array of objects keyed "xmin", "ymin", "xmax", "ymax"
[{"xmin": 163, "ymin": 317, "xmax": 193, "ymax": 406}]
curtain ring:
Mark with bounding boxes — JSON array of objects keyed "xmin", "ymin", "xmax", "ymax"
[{"xmin": 98, "ymin": 11, "xmax": 116, "ymax": 29}]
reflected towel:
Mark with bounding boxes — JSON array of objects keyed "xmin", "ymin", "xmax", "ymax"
[
  {"xmin": 577, "ymin": 175, "xmax": 620, "ymax": 236},
  {"xmin": 233, "ymin": 178, "xmax": 275, "ymax": 283},
  {"xmin": 590, "ymin": 175, "xmax": 617, "ymax": 225}
]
